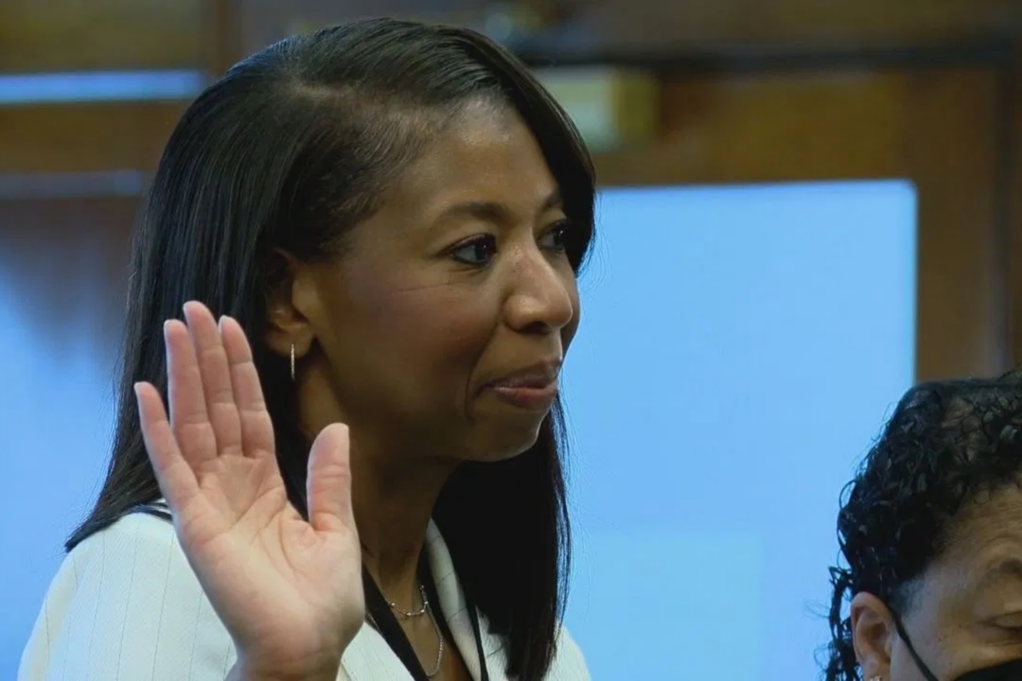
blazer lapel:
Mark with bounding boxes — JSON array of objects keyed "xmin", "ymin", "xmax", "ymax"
[
  {"xmin": 425, "ymin": 522, "xmax": 509, "ymax": 681},
  {"xmin": 339, "ymin": 623, "xmax": 414, "ymax": 681}
]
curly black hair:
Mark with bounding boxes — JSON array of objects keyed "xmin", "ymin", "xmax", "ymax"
[{"xmin": 824, "ymin": 369, "xmax": 1022, "ymax": 680}]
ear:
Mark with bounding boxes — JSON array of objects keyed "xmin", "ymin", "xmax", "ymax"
[
  {"xmin": 851, "ymin": 591, "xmax": 896, "ymax": 679},
  {"xmin": 264, "ymin": 248, "xmax": 320, "ymax": 361}
]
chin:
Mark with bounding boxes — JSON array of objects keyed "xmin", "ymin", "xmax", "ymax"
[{"xmin": 468, "ymin": 424, "xmax": 544, "ymax": 463}]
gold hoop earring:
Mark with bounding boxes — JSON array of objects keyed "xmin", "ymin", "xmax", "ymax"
[{"xmin": 290, "ymin": 343, "xmax": 296, "ymax": 381}]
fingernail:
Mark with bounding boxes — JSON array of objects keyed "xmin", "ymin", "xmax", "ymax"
[{"xmin": 133, "ymin": 382, "xmax": 143, "ymax": 397}]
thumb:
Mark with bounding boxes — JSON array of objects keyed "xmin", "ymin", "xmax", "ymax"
[{"xmin": 306, "ymin": 423, "xmax": 355, "ymax": 534}]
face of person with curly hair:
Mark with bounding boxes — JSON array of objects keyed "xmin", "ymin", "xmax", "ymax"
[
  {"xmin": 852, "ymin": 484, "xmax": 1022, "ymax": 680},
  {"xmin": 824, "ymin": 374, "xmax": 1022, "ymax": 681}
]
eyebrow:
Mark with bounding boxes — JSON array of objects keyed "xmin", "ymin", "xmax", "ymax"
[{"xmin": 434, "ymin": 189, "xmax": 563, "ymax": 225}]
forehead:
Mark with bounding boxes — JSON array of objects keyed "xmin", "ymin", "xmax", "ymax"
[
  {"xmin": 376, "ymin": 102, "xmax": 559, "ymax": 219},
  {"xmin": 929, "ymin": 483, "xmax": 1022, "ymax": 586},
  {"xmin": 907, "ymin": 484, "xmax": 1022, "ymax": 676}
]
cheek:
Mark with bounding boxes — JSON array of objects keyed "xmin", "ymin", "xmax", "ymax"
[
  {"xmin": 900, "ymin": 592, "xmax": 977, "ymax": 678},
  {"xmin": 365, "ymin": 285, "xmax": 500, "ymax": 379}
]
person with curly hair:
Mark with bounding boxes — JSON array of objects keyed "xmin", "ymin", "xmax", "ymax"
[{"xmin": 824, "ymin": 371, "xmax": 1022, "ymax": 681}]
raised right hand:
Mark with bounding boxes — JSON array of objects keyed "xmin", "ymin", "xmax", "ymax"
[{"xmin": 134, "ymin": 301, "xmax": 364, "ymax": 679}]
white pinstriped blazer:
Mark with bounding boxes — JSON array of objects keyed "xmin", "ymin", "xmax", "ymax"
[{"xmin": 18, "ymin": 511, "xmax": 589, "ymax": 681}]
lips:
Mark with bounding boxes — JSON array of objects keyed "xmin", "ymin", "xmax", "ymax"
[
  {"xmin": 486, "ymin": 360, "xmax": 562, "ymax": 411},
  {"xmin": 489, "ymin": 360, "xmax": 561, "ymax": 389}
]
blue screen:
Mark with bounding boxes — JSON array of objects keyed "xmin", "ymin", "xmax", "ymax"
[
  {"xmin": 560, "ymin": 181, "xmax": 917, "ymax": 679},
  {"xmin": 0, "ymin": 181, "xmax": 917, "ymax": 679}
]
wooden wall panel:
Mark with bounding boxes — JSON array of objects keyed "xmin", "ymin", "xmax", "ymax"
[
  {"xmin": 552, "ymin": 0, "xmax": 1022, "ymax": 52},
  {"xmin": 593, "ymin": 71, "xmax": 907, "ymax": 185},
  {"xmin": 908, "ymin": 69, "xmax": 1007, "ymax": 379},
  {"xmin": 233, "ymin": 0, "xmax": 1022, "ymax": 58},
  {"xmin": 0, "ymin": 0, "xmax": 205, "ymax": 73},
  {"xmin": 1006, "ymin": 44, "xmax": 1022, "ymax": 368},
  {"xmin": 0, "ymin": 103, "xmax": 186, "ymax": 174},
  {"xmin": 593, "ymin": 68, "xmax": 1005, "ymax": 380}
]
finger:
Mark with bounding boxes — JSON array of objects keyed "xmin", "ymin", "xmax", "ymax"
[
  {"xmin": 182, "ymin": 302, "xmax": 243, "ymax": 456},
  {"xmin": 306, "ymin": 423, "xmax": 356, "ymax": 535},
  {"xmin": 219, "ymin": 315, "xmax": 276, "ymax": 459},
  {"xmin": 135, "ymin": 381, "xmax": 199, "ymax": 509},
  {"xmin": 165, "ymin": 319, "xmax": 218, "ymax": 466}
]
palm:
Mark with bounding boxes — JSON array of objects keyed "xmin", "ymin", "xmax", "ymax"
[{"xmin": 135, "ymin": 302, "xmax": 364, "ymax": 676}]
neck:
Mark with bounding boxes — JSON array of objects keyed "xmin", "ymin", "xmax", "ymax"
[
  {"xmin": 350, "ymin": 434, "xmax": 459, "ymax": 609},
  {"xmin": 297, "ymin": 366, "xmax": 458, "ymax": 609}
]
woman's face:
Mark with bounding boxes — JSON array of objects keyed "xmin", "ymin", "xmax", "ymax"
[
  {"xmin": 294, "ymin": 102, "xmax": 580, "ymax": 464},
  {"xmin": 856, "ymin": 484, "xmax": 1022, "ymax": 680}
]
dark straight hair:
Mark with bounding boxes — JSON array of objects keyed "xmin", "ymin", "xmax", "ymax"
[{"xmin": 67, "ymin": 18, "xmax": 595, "ymax": 680}]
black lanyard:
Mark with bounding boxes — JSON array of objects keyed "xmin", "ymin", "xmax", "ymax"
[{"xmin": 362, "ymin": 552, "xmax": 490, "ymax": 681}]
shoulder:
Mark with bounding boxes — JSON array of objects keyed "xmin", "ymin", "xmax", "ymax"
[
  {"xmin": 39, "ymin": 509, "xmax": 193, "ymax": 612},
  {"xmin": 19, "ymin": 510, "xmax": 236, "ymax": 681},
  {"xmin": 56, "ymin": 507, "xmax": 177, "ymax": 578},
  {"xmin": 549, "ymin": 625, "xmax": 590, "ymax": 680}
]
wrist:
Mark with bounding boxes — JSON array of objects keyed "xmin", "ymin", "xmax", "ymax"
[{"xmin": 228, "ymin": 653, "xmax": 342, "ymax": 681}]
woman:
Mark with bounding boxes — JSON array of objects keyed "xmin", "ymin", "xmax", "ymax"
[
  {"xmin": 824, "ymin": 371, "xmax": 1022, "ymax": 681},
  {"xmin": 20, "ymin": 18, "xmax": 593, "ymax": 681}
]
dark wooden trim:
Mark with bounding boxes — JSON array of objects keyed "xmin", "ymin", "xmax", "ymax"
[
  {"xmin": 207, "ymin": 0, "xmax": 245, "ymax": 77},
  {"xmin": 1006, "ymin": 42, "xmax": 1022, "ymax": 369},
  {"xmin": 519, "ymin": 39, "xmax": 1015, "ymax": 74},
  {"xmin": 0, "ymin": 102, "xmax": 187, "ymax": 174},
  {"xmin": 909, "ymin": 68, "xmax": 1008, "ymax": 379},
  {"xmin": 0, "ymin": 1, "xmax": 203, "ymax": 73}
]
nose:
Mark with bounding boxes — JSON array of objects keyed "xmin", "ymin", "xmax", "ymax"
[{"xmin": 503, "ymin": 243, "xmax": 576, "ymax": 335}]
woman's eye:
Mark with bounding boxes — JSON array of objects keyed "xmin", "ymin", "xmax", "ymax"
[
  {"xmin": 539, "ymin": 220, "xmax": 571, "ymax": 252},
  {"xmin": 450, "ymin": 235, "xmax": 498, "ymax": 267}
]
